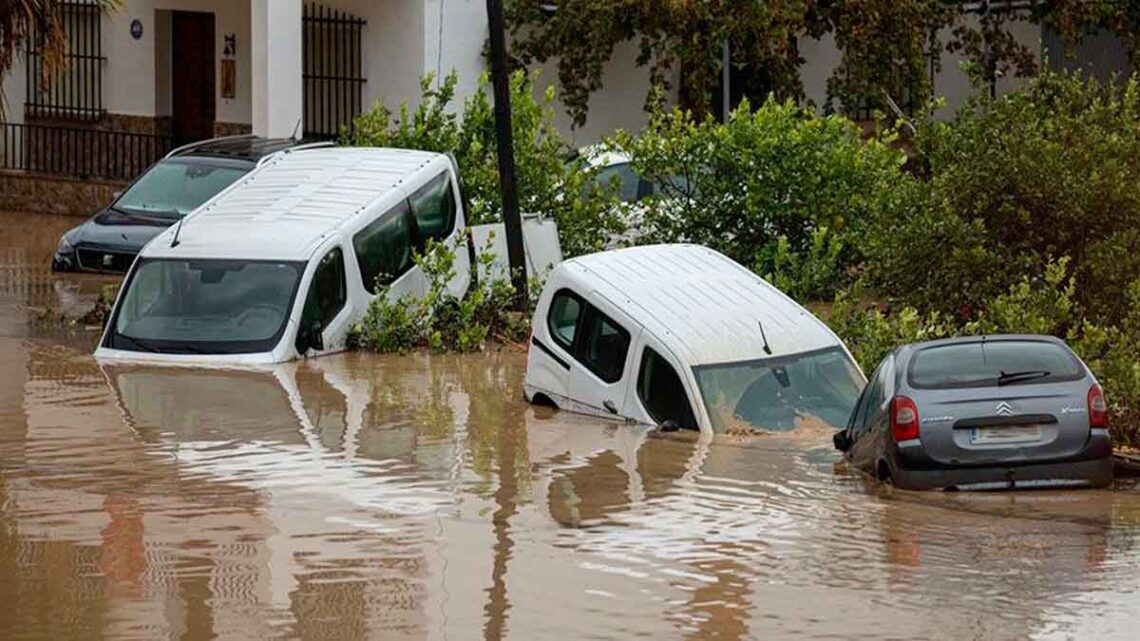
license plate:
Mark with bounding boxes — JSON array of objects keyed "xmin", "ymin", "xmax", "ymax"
[{"xmin": 970, "ymin": 425, "xmax": 1042, "ymax": 445}]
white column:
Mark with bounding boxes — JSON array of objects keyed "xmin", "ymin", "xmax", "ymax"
[
  {"xmin": 2, "ymin": 55, "xmax": 27, "ymax": 124},
  {"xmin": 251, "ymin": 0, "xmax": 303, "ymax": 138}
]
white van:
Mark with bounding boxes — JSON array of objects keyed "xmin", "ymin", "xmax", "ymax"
[
  {"xmin": 97, "ymin": 147, "xmax": 505, "ymax": 365},
  {"xmin": 523, "ymin": 244, "xmax": 866, "ymax": 435}
]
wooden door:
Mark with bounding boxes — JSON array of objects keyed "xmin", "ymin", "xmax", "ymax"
[{"xmin": 171, "ymin": 11, "xmax": 216, "ymax": 145}]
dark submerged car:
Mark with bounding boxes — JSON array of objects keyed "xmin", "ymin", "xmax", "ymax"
[
  {"xmin": 833, "ymin": 335, "xmax": 1113, "ymax": 491},
  {"xmin": 52, "ymin": 136, "xmax": 309, "ymax": 274}
]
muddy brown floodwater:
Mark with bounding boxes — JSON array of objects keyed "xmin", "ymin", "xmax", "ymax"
[{"xmin": 2, "ymin": 212, "xmax": 1140, "ymax": 640}]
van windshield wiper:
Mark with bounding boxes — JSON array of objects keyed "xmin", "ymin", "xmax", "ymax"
[
  {"xmin": 997, "ymin": 370, "xmax": 1051, "ymax": 386},
  {"xmin": 115, "ymin": 334, "xmax": 162, "ymax": 353}
]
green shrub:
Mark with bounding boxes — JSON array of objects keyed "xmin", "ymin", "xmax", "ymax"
[
  {"xmin": 613, "ymin": 98, "xmax": 907, "ymax": 267},
  {"xmin": 348, "ymin": 235, "xmax": 530, "ymax": 355},
  {"xmin": 886, "ymin": 70, "xmax": 1140, "ymax": 322},
  {"xmin": 346, "ymin": 71, "xmax": 624, "ymax": 257},
  {"xmin": 760, "ymin": 226, "xmax": 848, "ymax": 302}
]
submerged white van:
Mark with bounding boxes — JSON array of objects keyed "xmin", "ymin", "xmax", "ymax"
[
  {"xmin": 97, "ymin": 147, "xmax": 478, "ymax": 365},
  {"xmin": 523, "ymin": 244, "xmax": 866, "ymax": 435}
]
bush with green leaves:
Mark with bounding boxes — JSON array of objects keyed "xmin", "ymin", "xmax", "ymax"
[
  {"xmin": 612, "ymin": 98, "xmax": 907, "ymax": 267},
  {"xmin": 348, "ymin": 235, "xmax": 530, "ymax": 355},
  {"xmin": 760, "ymin": 226, "xmax": 849, "ymax": 302},
  {"xmin": 346, "ymin": 71, "xmax": 624, "ymax": 257},
  {"xmin": 861, "ymin": 71, "xmax": 1140, "ymax": 323}
]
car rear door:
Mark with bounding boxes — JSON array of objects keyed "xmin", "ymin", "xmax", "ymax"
[{"xmin": 907, "ymin": 340, "xmax": 1095, "ymax": 466}]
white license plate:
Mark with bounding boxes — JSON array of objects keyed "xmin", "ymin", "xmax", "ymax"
[{"xmin": 970, "ymin": 425, "xmax": 1042, "ymax": 444}]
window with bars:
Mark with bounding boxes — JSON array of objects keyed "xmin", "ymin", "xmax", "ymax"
[
  {"xmin": 25, "ymin": 1, "xmax": 105, "ymax": 120},
  {"xmin": 303, "ymin": 4, "xmax": 366, "ymax": 140}
]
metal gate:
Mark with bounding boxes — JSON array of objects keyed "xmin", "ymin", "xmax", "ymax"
[{"xmin": 302, "ymin": 4, "xmax": 366, "ymax": 140}]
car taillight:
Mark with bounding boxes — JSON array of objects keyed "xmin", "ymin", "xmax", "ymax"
[
  {"xmin": 891, "ymin": 395, "xmax": 920, "ymax": 442},
  {"xmin": 1088, "ymin": 384, "xmax": 1108, "ymax": 429}
]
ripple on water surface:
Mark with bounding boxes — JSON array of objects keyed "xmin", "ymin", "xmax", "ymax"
[{"xmin": 0, "ymin": 334, "xmax": 1139, "ymax": 639}]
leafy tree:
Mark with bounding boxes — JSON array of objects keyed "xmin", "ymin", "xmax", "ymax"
[
  {"xmin": 346, "ymin": 71, "xmax": 624, "ymax": 257},
  {"xmin": 0, "ymin": 1, "xmax": 119, "ymax": 119},
  {"xmin": 614, "ymin": 97, "xmax": 905, "ymax": 266},
  {"xmin": 504, "ymin": 0, "xmax": 1133, "ymax": 126}
]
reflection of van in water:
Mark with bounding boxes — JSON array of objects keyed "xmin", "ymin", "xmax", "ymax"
[
  {"xmin": 523, "ymin": 244, "xmax": 866, "ymax": 435},
  {"xmin": 96, "ymin": 147, "xmax": 558, "ymax": 365}
]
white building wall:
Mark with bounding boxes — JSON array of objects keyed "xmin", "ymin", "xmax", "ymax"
[
  {"xmin": 330, "ymin": 0, "xmax": 425, "ymax": 115},
  {"xmin": 425, "ymin": 0, "xmax": 485, "ymax": 107},
  {"xmin": 106, "ymin": 0, "xmax": 253, "ymax": 125},
  {"xmin": 799, "ymin": 19, "xmax": 1044, "ymax": 119}
]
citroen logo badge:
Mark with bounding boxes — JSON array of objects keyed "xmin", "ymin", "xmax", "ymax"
[{"xmin": 995, "ymin": 401, "xmax": 1015, "ymax": 417}]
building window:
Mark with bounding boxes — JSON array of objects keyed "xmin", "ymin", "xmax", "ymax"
[
  {"xmin": 302, "ymin": 4, "xmax": 366, "ymax": 140},
  {"xmin": 25, "ymin": 1, "xmax": 106, "ymax": 120}
]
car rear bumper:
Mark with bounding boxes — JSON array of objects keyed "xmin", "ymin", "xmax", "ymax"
[{"xmin": 892, "ymin": 432, "xmax": 1113, "ymax": 490}]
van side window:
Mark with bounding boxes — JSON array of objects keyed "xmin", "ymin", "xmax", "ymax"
[
  {"xmin": 353, "ymin": 201, "xmax": 414, "ymax": 293},
  {"xmin": 547, "ymin": 290, "xmax": 583, "ymax": 349},
  {"xmin": 637, "ymin": 347, "xmax": 697, "ymax": 428},
  {"xmin": 408, "ymin": 173, "xmax": 456, "ymax": 242},
  {"xmin": 296, "ymin": 247, "xmax": 346, "ymax": 352},
  {"xmin": 578, "ymin": 306, "xmax": 631, "ymax": 383}
]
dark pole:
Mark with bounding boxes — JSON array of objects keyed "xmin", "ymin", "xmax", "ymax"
[{"xmin": 485, "ymin": 0, "xmax": 529, "ymax": 310}]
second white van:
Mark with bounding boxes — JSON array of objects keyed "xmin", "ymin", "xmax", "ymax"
[{"xmin": 523, "ymin": 244, "xmax": 866, "ymax": 435}]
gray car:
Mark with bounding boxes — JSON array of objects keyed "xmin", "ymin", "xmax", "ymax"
[{"xmin": 833, "ymin": 335, "xmax": 1113, "ymax": 490}]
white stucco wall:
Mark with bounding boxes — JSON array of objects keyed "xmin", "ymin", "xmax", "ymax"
[
  {"xmin": 104, "ymin": 0, "xmax": 252, "ymax": 124},
  {"xmin": 328, "ymin": 0, "xmax": 424, "ymax": 114},
  {"xmin": 425, "ymin": 0, "xmax": 486, "ymax": 108},
  {"xmin": 799, "ymin": 19, "xmax": 1044, "ymax": 119},
  {"xmin": 1, "ymin": 53, "xmax": 27, "ymax": 124}
]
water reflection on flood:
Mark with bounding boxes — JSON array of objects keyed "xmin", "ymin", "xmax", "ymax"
[
  {"xmin": 1, "ymin": 344, "xmax": 1138, "ymax": 640},
  {"xmin": 1, "ymin": 213, "xmax": 1140, "ymax": 640}
]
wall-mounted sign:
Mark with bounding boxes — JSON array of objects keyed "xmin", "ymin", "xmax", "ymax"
[
  {"xmin": 221, "ymin": 59, "xmax": 236, "ymax": 100},
  {"xmin": 130, "ymin": 18, "xmax": 143, "ymax": 40},
  {"xmin": 223, "ymin": 34, "xmax": 236, "ymax": 58}
]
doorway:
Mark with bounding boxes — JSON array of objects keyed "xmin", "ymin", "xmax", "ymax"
[{"xmin": 171, "ymin": 11, "xmax": 216, "ymax": 145}]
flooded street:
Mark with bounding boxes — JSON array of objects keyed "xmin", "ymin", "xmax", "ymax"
[{"xmin": 2, "ymin": 213, "xmax": 1140, "ymax": 640}]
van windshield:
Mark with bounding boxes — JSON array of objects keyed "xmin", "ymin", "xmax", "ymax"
[
  {"xmin": 107, "ymin": 258, "xmax": 305, "ymax": 354},
  {"xmin": 694, "ymin": 347, "xmax": 864, "ymax": 434}
]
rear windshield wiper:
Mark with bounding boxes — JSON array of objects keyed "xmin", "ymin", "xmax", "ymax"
[{"xmin": 997, "ymin": 370, "xmax": 1051, "ymax": 386}]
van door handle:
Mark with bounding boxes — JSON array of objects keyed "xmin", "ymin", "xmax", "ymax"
[{"xmin": 603, "ymin": 400, "xmax": 617, "ymax": 415}]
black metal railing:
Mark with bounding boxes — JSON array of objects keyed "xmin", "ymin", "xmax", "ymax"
[
  {"xmin": 303, "ymin": 4, "xmax": 366, "ymax": 140},
  {"xmin": 25, "ymin": 1, "xmax": 105, "ymax": 120},
  {"xmin": 0, "ymin": 122, "xmax": 173, "ymax": 180}
]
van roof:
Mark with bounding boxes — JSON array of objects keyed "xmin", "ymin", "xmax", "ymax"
[
  {"xmin": 143, "ymin": 147, "xmax": 448, "ymax": 262},
  {"xmin": 559, "ymin": 244, "xmax": 844, "ymax": 367}
]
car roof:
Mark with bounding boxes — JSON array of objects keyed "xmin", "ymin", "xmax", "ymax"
[
  {"xmin": 555, "ymin": 244, "xmax": 847, "ymax": 367},
  {"xmin": 142, "ymin": 147, "xmax": 449, "ymax": 262},
  {"xmin": 169, "ymin": 135, "xmax": 305, "ymax": 162},
  {"xmin": 576, "ymin": 143, "xmax": 631, "ymax": 169},
  {"xmin": 896, "ymin": 334, "xmax": 1071, "ymax": 358}
]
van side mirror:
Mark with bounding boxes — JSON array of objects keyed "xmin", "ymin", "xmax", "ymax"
[
  {"xmin": 833, "ymin": 430, "xmax": 851, "ymax": 452},
  {"xmin": 660, "ymin": 420, "xmax": 680, "ymax": 433}
]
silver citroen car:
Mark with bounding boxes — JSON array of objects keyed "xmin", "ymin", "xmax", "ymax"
[{"xmin": 833, "ymin": 335, "xmax": 1113, "ymax": 490}]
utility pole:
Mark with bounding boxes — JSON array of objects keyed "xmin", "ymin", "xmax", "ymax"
[{"xmin": 486, "ymin": 0, "xmax": 529, "ymax": 310}]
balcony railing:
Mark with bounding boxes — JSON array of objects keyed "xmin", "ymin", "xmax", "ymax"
[{"xmin": 0, "ymin": 122, "xmax": 173, "ymax": 181}]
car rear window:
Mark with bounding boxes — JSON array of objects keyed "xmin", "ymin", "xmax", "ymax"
[{"xmin": 908, "ymin": 340, "xmax": 1084, "ymax": 389}]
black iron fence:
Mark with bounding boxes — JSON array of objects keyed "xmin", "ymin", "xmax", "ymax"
[
  {"xmin": 0, "ymin": 122, "xmax": 173, "ymax": 181},
  {"xmin": 25, "ymin": 1, "xmax": 105, "ymax": 120},
  {"xmin": 303, "ymin": 4, "xmax": 366, "ymax": 140}
]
